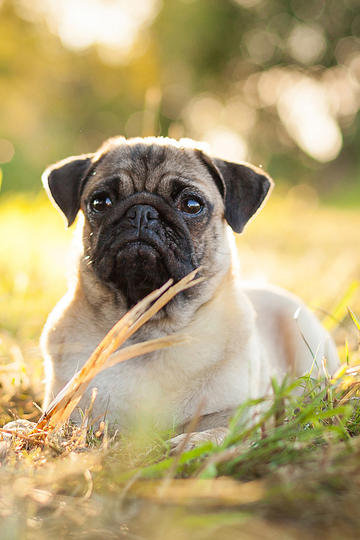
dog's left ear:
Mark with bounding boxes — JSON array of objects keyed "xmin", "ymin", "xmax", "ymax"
[
  {"xmin": 200, "ymin": 153, "xmax": 273, "ymax": 233},
  {"xmin": 42, "ymin": 153, "xmax": 94, "ymax": 227}
]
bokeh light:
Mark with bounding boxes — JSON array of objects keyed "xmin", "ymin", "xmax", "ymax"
[
  {"xmin": 277, "ymin": 78, "xmax": 343, "ymax": 162},
  {"xmin": 15, "ymin": 0, "xmax": 161, "ymax": 64},
  {"xmin": 0, "ymin": 0, "xmax": 359, "ymax": 194},
  {"xmin": 288, "ymin": 23, "xmax": 326, "ymax": 65}
]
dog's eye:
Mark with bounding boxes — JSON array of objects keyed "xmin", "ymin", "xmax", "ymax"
[
  {"xmin": 89, "ymin": 193, "xmax": 113, "ymax": 213},
  {"xmin": 179, "ymin": 197, "xmax": 203, "ymax": 215}
]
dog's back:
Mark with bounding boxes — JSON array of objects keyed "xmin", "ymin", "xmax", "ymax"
[{"xmin": 244, "ymin": 285, "xmax": 339, "ymax": 382}]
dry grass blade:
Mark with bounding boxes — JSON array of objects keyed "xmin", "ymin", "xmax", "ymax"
[
  {"xmin": 104, "ymin": 334, "xmax": 187, "ymax": 370},
  {"xmin": 35, "ymin": 269, "xmax": 201, "ymax": 435},
  {"xmin": 337, "ymin": 363, "xmax": 360, "ymax": 406},
  {"xmin": 0, "ymin": 427, "xmax": 45, "ymax": 443}
]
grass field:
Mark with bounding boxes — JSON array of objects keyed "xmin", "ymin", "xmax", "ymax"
[{"xmin": 0, "ymin": 189, "xmax": 360, "ymax": 539}]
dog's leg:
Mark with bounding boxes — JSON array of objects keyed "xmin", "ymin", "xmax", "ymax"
[
  {"xmin": 169, "ymin": 409, "xmax": 234, "ymax": 454},
  {"xmin": 169, "ymin": 426, "xmax": 229, "ymax": 454}
]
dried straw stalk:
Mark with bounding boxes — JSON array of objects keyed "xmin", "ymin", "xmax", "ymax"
[{"xmin": 34, "ymin": 269, "xmax": 202, "ymax": 436}]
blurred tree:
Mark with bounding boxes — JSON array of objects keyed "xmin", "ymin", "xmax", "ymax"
[{"xmin": 0, "ymin": 0, "xmax": 359, "ymax": 202}]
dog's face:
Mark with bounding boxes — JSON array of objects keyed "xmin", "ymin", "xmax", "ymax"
[{"xmin": 42, "ymin": 137, "xmax": 272, "ymax": 307}]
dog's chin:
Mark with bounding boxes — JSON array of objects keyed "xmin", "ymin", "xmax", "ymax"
[{"xmin": 100, "ymin": 241, "xmax": 175, "ymax": 307}]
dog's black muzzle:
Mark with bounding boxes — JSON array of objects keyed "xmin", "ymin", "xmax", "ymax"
[{"xmin": 90, "ymin": 192, "xmax": 197, "ymax": 305}]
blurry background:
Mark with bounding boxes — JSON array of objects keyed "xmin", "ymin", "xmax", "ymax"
[
  {"xmin": 0, "ymin": 0, "xmax": 359, "ymax": 200},
  {"xmin": 0, "ymin": 0, "xmax": 359, "ymax": 413}
]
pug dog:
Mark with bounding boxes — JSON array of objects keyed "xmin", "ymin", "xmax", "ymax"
[{"xmin": 41, "ymin": 136, "xmax": 339, "ymax": 449}]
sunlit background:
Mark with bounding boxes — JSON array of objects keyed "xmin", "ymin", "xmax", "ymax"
[
  {"xmin": 0, "ymin": 0, "xmax": 359, "ymax": 350},
  {"xmin": 0, "ymin": 0, "xmax": 359, "ymax": 198}
]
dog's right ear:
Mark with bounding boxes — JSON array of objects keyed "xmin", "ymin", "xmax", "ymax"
[{"xmin": 42, "ymin": 153, "xmax": 94, "ymax": 227}]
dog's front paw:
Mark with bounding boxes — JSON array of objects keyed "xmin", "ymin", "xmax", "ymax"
[
  {"xmin": 2, "ymin": 419, "xmax": 36, "ymax": 437},
  {"xmin": 0, "ymin": 419, "xmax": 37, "ymax": 461},
  {"xmin": 169, "ymin": 427, "xmax": 228, "ymax": 455}
]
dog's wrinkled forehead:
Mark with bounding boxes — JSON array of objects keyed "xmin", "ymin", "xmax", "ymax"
[
  {"xmin": 82, "ymin": 140, "xmax": 220, "ymax": 199},
  {"xmin": 43, "ymin": 135, "xmax": 272, "ymax": 232}
]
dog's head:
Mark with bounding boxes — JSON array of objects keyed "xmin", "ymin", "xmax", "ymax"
[{"xmin": 42, "ymin": 137, "xmax": 272, "ymax": 307}]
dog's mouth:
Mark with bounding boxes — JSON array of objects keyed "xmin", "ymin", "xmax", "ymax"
[
  {"xmin": 108, "ymin": 239, "xmax": 170, "ymax": 306},
  {"xmin": 119, "ymin": 235, "xmax": 167, "ymax": 259}
]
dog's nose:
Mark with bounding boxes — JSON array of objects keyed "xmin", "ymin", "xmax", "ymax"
[{"xmin": 125, "ymin": 204, "xmax": 159, "ymax": 232}]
